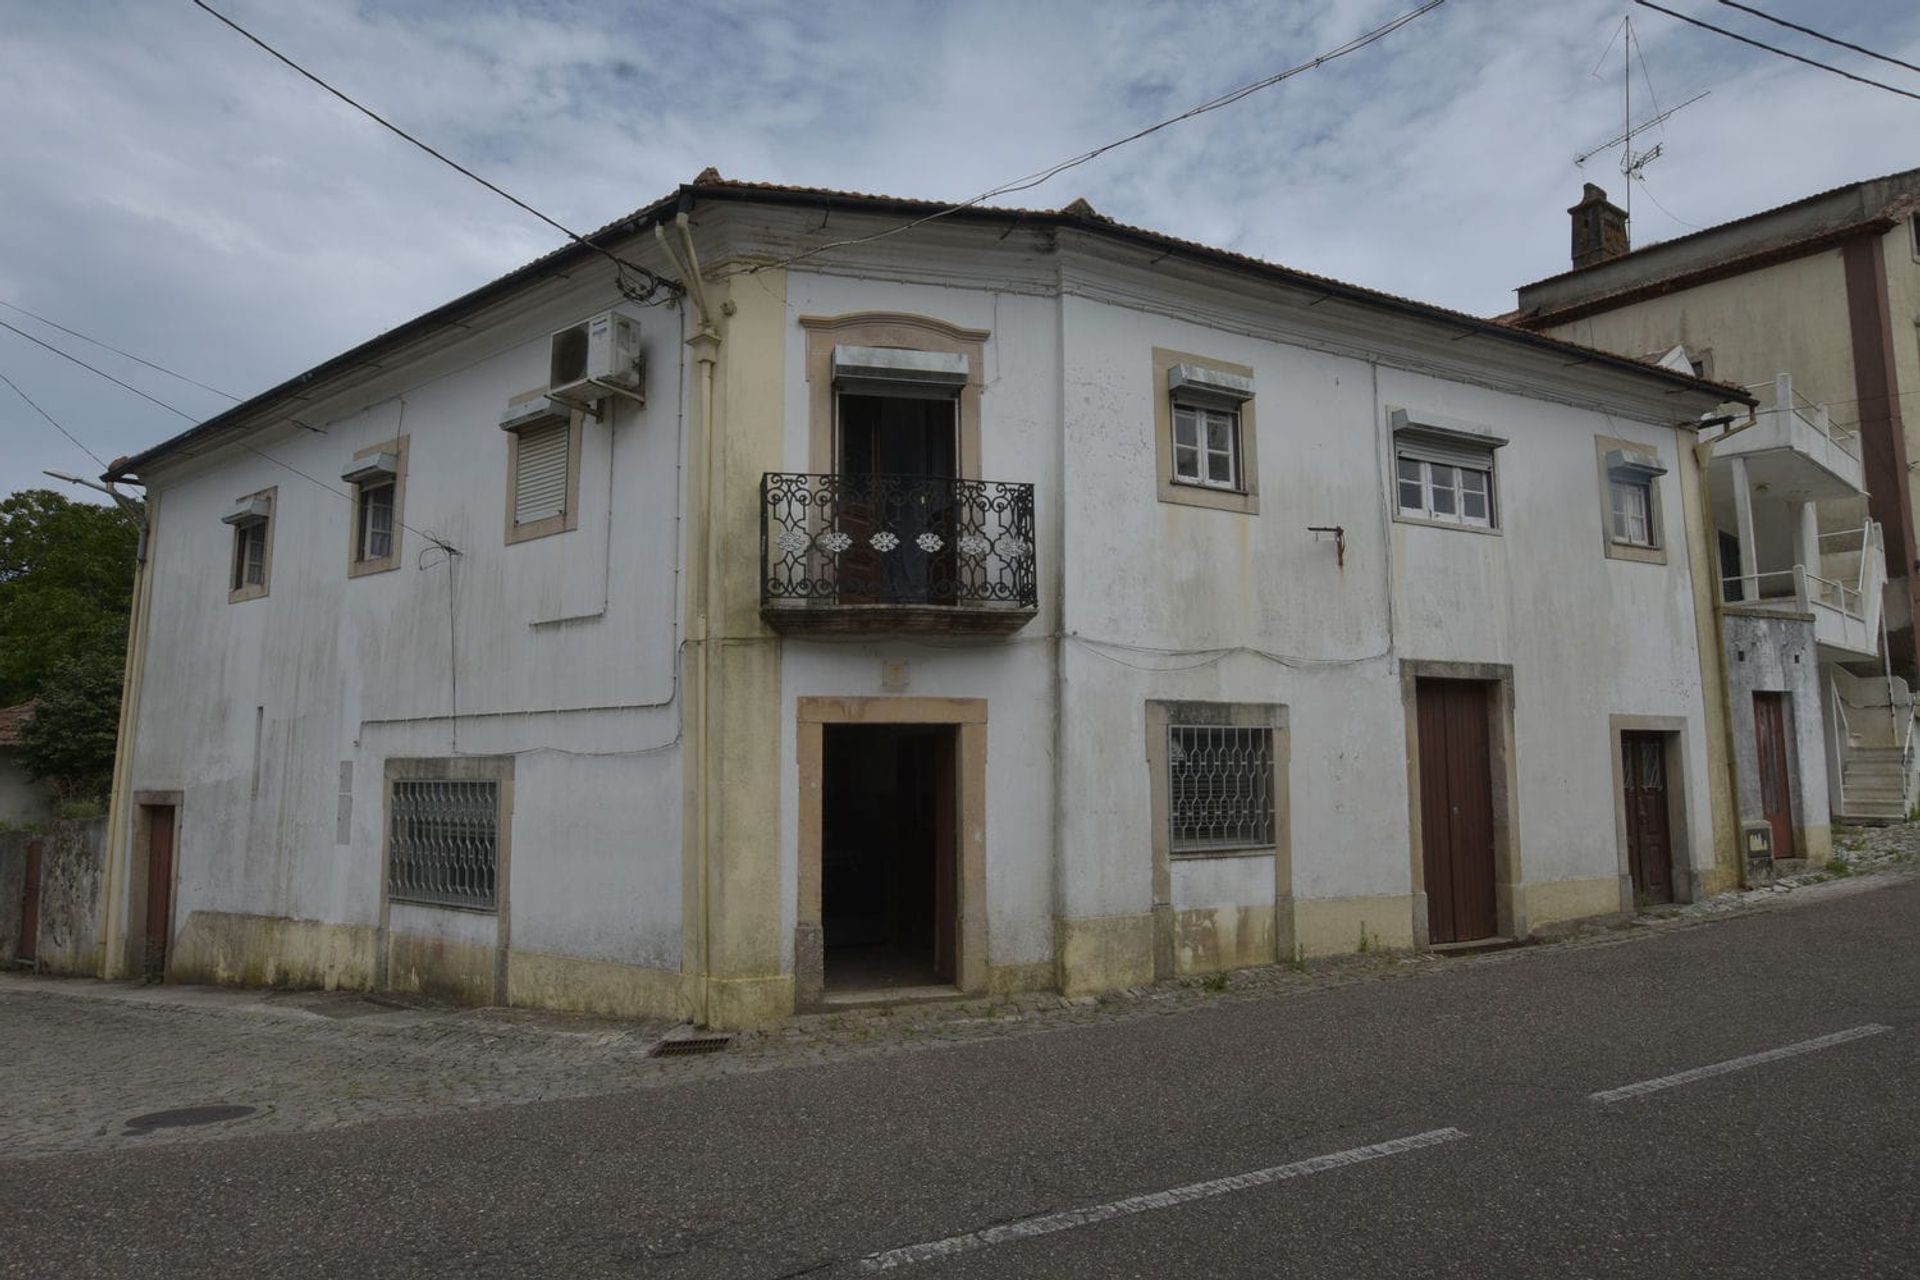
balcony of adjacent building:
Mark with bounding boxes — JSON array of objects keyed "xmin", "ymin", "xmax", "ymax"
[
  {"xmin": 1709, "ymin": 376, "xmax": 1882, "ymax": 661},
  {"xmin": 759, "ymin": 471, "xmax": 1038, "ymax": 635}
]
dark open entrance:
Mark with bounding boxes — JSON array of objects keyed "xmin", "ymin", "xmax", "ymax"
[
  {"xmin": 834, "ymin": 391, "xmax": 959, "ymax": 606},
  {"xmin": 821, "ymin": 723, "xmax": 958, "ymax": 992}
]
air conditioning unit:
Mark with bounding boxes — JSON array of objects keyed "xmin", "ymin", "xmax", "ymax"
[{"xmin": 548, "ymin": 311, "xmax": 643, "ymax": 413}]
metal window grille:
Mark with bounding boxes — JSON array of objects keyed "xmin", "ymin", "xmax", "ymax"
[
  {"xmin": 1168, "ymin": 725, "xmax": 1275, "ymax": 853},
  {"xmin": 388, "ymin": 779, "xmax": 499, "ymax": 909}
]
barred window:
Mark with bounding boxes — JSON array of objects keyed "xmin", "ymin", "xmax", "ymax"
[
  {"xmin": 388, "ymin": 779, "xmax": 499, "ymax": 909},
  {"xmin": 1168, "ymin": 725, "xmax": 1275, "ymax": 853}
]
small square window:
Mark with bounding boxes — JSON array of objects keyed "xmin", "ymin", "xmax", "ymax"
[
  {"xmin": 1610, "ymin": 477, "xmax": 1654, "ymax": 547},
  {"xmin": 1172, "ymin": 403, "xmax": 1241, "ymax": 492}
]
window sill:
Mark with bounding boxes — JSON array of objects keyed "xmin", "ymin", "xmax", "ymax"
[
  {"xmin": 1392, "ymin": 511, "xmax": 1501, "ymax": 537},
  {"xmin": 506, "ymin": 512, "xmax": 574, "ymax": 545},
  {"xmin": 1158, "ymin": 478, "xmax": 1259, "ymax": 515},
  {"xmin": 349, "ymin": 556, "xmax": 400, "ymax": 578},
  {"xmin": 1170, "ymin": 845, "xmax": 1277, "ymax": 861},
  {"xmin": 228, "ymin": 584, "xmax": 270, "ymax": 604},
  {"xmin": 387, "ymin": 896, "xmax": 500, "ymax": 916},
  {"xmin": 1603, "ymin": 539, "xmax": 1667, "ymax": 565}
]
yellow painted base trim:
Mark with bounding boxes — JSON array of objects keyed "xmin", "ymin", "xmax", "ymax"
[
  {"xmin": 1293, "ymin": 895, "xmax": 1416, "ymax": 958},
  {"xmin": 703, "ymin": 974, "xmax": 796, "ymax": 1030},
  {"xmin": 1055, "ymin": 913, "xmax": 1155, "ymax": 995},
  {"xmin": 989, "ymin": 961, "xmax": 1056, "ymax": 995},
  {"xmin": 1526, "ymin": 877, "xmax": 1624, "ymax": 930},
  {"xmin": 1796, "ymin": 824, "xmax": 1833, "ymax": 864},
  {"xmin": 387, "ymin": 930, "xmax": 498, "ymax": 1006},
  {"xmin": 507, "ymin": 949, "xmax": 691, "ymax": 1021},
  {"xmin": 1174, "ymin": 904, "xmax": 1278, "ymax": 976},
  {"xmin": 170, "ymin": 910, "xmax": 376, "ymax": 991}
]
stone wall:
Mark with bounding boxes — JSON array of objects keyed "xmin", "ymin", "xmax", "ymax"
[{"xmin": 0, "ymin": 817, "xmax": 106, "ymax": 973}]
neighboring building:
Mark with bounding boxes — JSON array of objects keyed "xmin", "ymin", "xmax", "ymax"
[
  {"xmin": 98, "ymin": 175, "xmax": 1741, "ymax": 1027},
  {"xmin": 1510, "ymin": 172, "xmax": 1920, "ymax": 834},
  {"xmin": 0, "ymin": 703, "xmax": 53, "ymax": 826}
]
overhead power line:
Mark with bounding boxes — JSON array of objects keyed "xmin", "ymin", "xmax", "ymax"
[
  {"xmin": 190, "ymin": 0, "xmax": 680, "ymax": 304},
  {"xmin": 0, "ymin": 367, "xmax": 111, "ymax": 471},
  {"xmin": 733, "ymin": 0, "xmax": 1449, "ymax": 276},
  {"xmin": 0, "ymin": 298, "xmax": 240, "ymax": 402},
  {"xmin": 0, "ymin": 317, "xmax": 199, "ymax": 421},
  {"xmin": 1715, "ymin": 0, "xmax": 1920, "ymax": 77},
  {"xmin": 1635, "ymin": 1, "xmax": 1920, "ymax": 104}
]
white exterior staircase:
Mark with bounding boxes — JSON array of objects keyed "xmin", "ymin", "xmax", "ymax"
[{"xmin": 1829, "ymin": 667, "xmax": 1917, "ymax": 823}]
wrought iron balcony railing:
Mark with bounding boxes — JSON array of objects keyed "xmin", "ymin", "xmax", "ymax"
[{"xmin": 761, "ymin": 472, "xmax": 1037, "ymax": 633}]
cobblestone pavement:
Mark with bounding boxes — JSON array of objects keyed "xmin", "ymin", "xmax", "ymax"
[{"xmin": 4, "ymin": 842, "xmax": 1914, "ymax": 1163}]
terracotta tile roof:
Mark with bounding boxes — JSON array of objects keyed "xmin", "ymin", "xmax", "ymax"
[
  {"xmin": 108, "ymin": 171, "xmax": 1748, "ymax": 479},
  {"xmin": 0, "ymin": 702, "xmax": 35, "ymax": 748}
]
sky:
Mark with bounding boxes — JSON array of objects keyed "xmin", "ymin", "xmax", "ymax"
[{"xmin": 3, "ymin": 0, "xmax": 1918, "ymax": 504}]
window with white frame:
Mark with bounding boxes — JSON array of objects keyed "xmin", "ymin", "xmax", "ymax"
[
  {"xmin": 1391, "ymin": 412, "xmax": 1503, "ymax": 530},
  {"xmin": 1603, "ymin": 446, "xmax": 1667, "ymax": 552},
  {"xmin": 221, "ymin": 489, "xmax": 274, "ymax": 602},
  {"xmin": 358, "ymin": 481, "xmax": 395, "ymax": 560},
  {"xmin": 343, "ymin": 446, "xmax": 403, "ymax": 573},
  {"xmin": 1172, "ymin": 403, "xmax": 1241, "ymax": 489},
  {"xmin": 1167, "ymin": 363, "xmax": 1255, "ymax": 494},
  {"xmin": 1168, "ymin": 724, "xmax": 1276, "ymax": 854}
]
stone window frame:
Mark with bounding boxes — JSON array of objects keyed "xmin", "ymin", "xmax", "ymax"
[
  {"xmin": 502, "ymin": 392, "xmax": 584, "ymax": 546},
  {"xmin": 1153, "ymin": 347, "xmax": 1259, "ymax": 515},
  {"xmin": 1595, "ymin": 434, "xmax": 1669, "ymax": 565},
  {"xmin": 799, "ymin": 313, "xmax": 989, "ymax": 479},
  {"xmin": 1143, "ymin": 700, "xmax": 1292, "ymax": 982},
  {"xmin": 346, "ymin": 434, "xmax": 409, "ymax": 577},
  {"xmin": 226, "ymin": 486, "xmax": 276, "ymax": 604}
]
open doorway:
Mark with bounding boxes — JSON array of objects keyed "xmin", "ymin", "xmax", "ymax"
[{"xmin": 821, "ymin": 723, "xmax": 957, "ymax": 993}]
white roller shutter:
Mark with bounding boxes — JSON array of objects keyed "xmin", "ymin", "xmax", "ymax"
[{"xmin": 514, "ymin": 420, "xmax": 569, "ymax": 524}]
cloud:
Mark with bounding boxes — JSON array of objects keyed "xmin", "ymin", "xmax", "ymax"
[{"xmin": 3, "ymin": 0, "xmax": 1917, "ymax": 501}]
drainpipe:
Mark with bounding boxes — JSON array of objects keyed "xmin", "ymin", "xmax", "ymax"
[
  {"xmin": 1694, "ymin": 410, "xmax": 1758, "ymax": 889},
  {"xmin": 657, "ymin": 216, "xmax": 721, "ymax": 1026}
]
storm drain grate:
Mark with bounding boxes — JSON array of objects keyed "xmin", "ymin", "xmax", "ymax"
[
  {"xmin": 650, "ymin": 1035, "xmax": 733, "ymax": 1058},
  {"xmin": 124, "ymin": 1105, "xmax": 258, "ymax": 1135}
]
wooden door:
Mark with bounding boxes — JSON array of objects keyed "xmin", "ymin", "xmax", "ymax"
[
  {"xmin": 17, "ymin": 838, "xmax": 41, "ymax": 962},
  {"xmin": 1416, "ymin": 680, "xmax": 1498, "ymax": 944},
  {"xmin": 835, "ymin": 394, "xmax": 958, "ymax": 605},
  {"xmin": 931, "ymin": 728, "xmax": 958, "ymax": 984},
  {"xmin": 1753, "ymin": 694, "xmax": 1797, "ymax": 861},
  {"xmin": 1622, "ymin": 733, "xmax": 1673, "ymax": 905},
  {"xmin": 144, "ymin": 806, "xmax": 176, "ymax": 979}
]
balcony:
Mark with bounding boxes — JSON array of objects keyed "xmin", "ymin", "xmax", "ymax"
[
  {"xmin": 1708, "ymin": 373, "xmax": 1863, "ymax": 499},
  {"xmin": 1723, "ymin": 521, "xmax": 1885, "ymax": 660},
  {"xmin": 760, "ymin": 472, "xmax": 1038, "ymax": 635}
]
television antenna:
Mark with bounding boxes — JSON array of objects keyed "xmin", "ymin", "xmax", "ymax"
[{"xmin": 1572, "ymin": 15, "xmax": 1709, "ymax": 234}]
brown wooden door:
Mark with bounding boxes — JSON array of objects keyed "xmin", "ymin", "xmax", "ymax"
[
  {"xmin": 931, "ymin": 728, "xmax": 958, "ymax": 984},
  {"xmin": 144, "ymin": 806, "xmax": 176, "ymax": 979},
  {"xmin": 1416, "ymin": 680, "xmax": 1497, "ymax": 944},
  {"xmin": 1753, "ymin": 694, "xmax": 1797, "ymax": 861},
  {"xmin": 17, "ymin": 838, "xmax": 41, "ymax": 962},
  {"xmin": 1622, "ymin": 733, "xmax": 1673, "ymax": 905}
]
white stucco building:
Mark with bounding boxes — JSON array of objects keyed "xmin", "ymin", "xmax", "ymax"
[{"xmin": 97, "ymin": 176, "xmax": 1744, "ymax": 1025}]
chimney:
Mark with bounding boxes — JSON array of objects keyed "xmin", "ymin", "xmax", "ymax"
[{"xmin": 1569, "ymin": 182, "xmax": 1629, "ymax": 269}]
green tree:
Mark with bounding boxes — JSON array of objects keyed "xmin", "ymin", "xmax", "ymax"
[
  {"xmin": 0, "ymin": 488, "xmax": 137, "ymax": 702},
  {"xmin": 0, "ymin": 488, "xmax": 139, "ymax": 799}
]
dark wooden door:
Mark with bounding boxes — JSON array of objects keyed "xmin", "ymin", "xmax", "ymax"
[
  {"xmin": 1622, "ymin": 732, "xmax": 1673, "ymax": 905},
  {"xmin": 931, "ymin": 728, "xmax": 958, "ymax": 984},
  {"xmin": 144, "ymin": 806, "xmax": 176, "ymax": 979},
  {"xmin": 835, "ymin": 394, "xmax": 958, "ymax": 605},
  {"xmin": 1416, "ymin": 680, "xmax": 1497, "ymax": 944},
  {"xmin": 17, "ymin": 838, "xmax": 42, "ymax": 962},
  {"xmin": 1753, "ymin": 693, "xmax": 1797, "ymax": 861}
]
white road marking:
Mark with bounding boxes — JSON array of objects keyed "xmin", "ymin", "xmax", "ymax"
[
  {"xmin": 858, "ymin": 1127, "xmax": 1466, "ymax": 1272},
  {"xmin": 1589, "ymin": 1024, "xmax": 1893, "ymax": 1104}
]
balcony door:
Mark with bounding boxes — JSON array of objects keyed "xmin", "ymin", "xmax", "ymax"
[{"xmin": 835, "ymin": 391, "xmax": 958, "ymax": 605}]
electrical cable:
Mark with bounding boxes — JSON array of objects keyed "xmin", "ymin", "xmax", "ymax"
[
  {"xmin": 1632, "ymin": 174, "xmax": 1703, "ymax": 229},
  {"xmin": 1714, "ymin": 0, "xmax": 1920, "ymax": 77},
  {"xmin": 1635, "ymin": 1, "xmax": 1920, "ymax": 103},
  {"xmin": 0, "ymin": 298, "xmax": 240, "ymax": 402},
  {"xmin": 0, "ymin": 366, "xmax": 111, "ymax": 471},
  {"xmin": 726, "ymin": 0, "xmax": 1447, "ymax": 277},
  {"xmin": 0, "ymin": 317, "xmax": 199, "ymax": 421},
  {"xmin": 190, "ymin": 0, "xmax": 680, "ymax": 305}
]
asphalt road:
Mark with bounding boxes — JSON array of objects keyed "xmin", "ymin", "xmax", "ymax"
[{"xmin": 4, "ymin": 879, "xmax": 1916, "ymax": 1278}]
